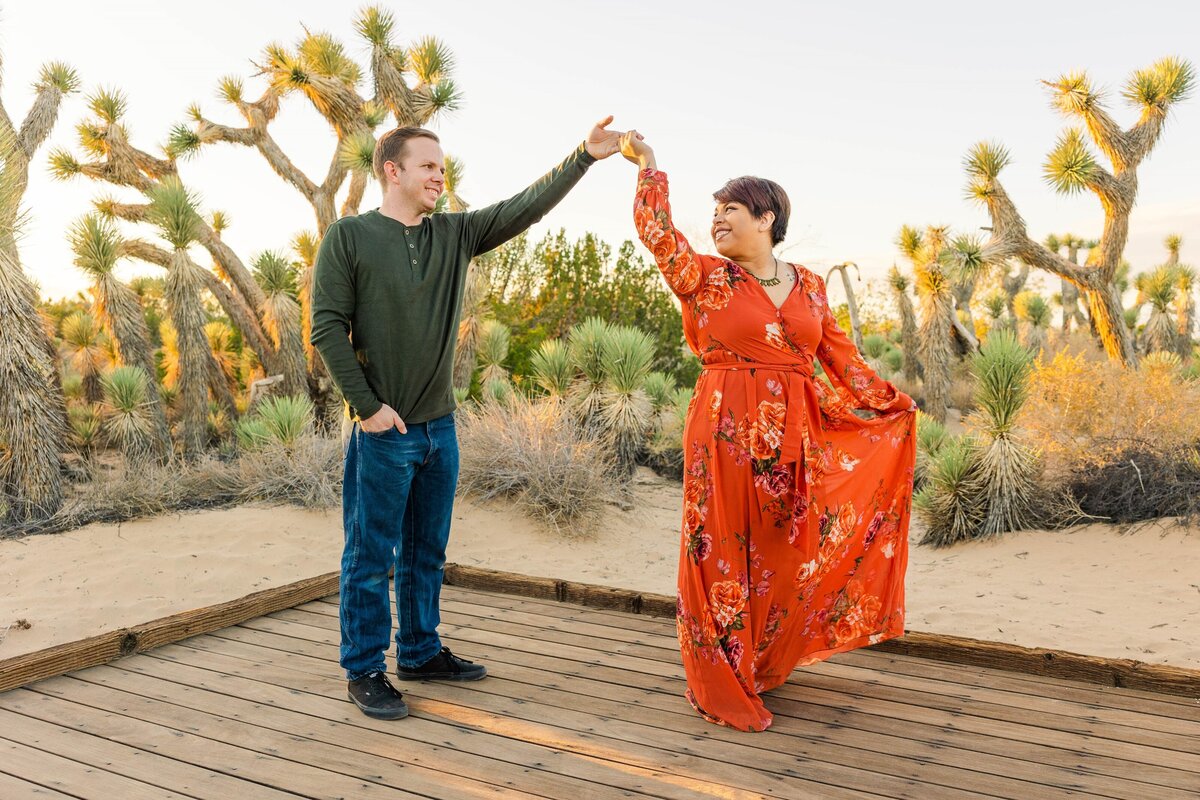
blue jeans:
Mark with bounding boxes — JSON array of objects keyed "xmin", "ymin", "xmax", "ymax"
[{"xmin": 339, "ymin": 413, "xmax": 459, "ymax": 680}]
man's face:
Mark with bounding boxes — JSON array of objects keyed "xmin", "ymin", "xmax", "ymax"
[{"xmin": 388, "ymin": 137, "xmax": 445, "ymax": 212}]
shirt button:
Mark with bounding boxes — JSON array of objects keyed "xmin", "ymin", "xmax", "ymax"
[{"xmin": 409, "ymin": 243, "xmax": 415, "ymax": 248}]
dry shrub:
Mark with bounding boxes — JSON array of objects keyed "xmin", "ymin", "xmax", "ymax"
[
  {"xmin": 1018, "ymin": 349, "xmax": 1200, "ymax": 477},
  {"xmin": 3, "ymin": 435, "xmax": 343, "ymax": 538},
  {"xmin": 949, "ymin": 374, "xmax": 976, "ymax": 413},
  {"xmin": 456, "ymin": 395, "xmax": 615, "ymax": 534},
  {"xmin": 1065, "ymin": 444, "xmax": 1200, "ymax": 524}
]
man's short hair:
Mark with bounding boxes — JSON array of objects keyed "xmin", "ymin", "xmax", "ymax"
[
  {"xmin": 373, "ymin": 127, "xmax": 440, "ymax": 186},
  {"xmin": 713, "ymin": 176, "xmax": 791, "ymax": 246}
]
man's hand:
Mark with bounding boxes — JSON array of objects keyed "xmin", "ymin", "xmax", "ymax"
[
  {"xmin": 585, "ymin": 115, "xmax": 624, "ymax": 160},
  {"xmin": 619, "ymin": 130, "xmax": 655, "ymax": 170},
  {"xmin": 361, "ymin": 403, "xmax": 407, "ymax": 434}
]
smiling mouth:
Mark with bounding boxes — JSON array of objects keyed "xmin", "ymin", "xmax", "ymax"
[{"xmin": 713, "ymin": 230, "xmax": 730, "ymax": 242}]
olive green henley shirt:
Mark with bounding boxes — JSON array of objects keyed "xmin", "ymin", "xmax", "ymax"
[{"xmin": 311, "ymin": 143, "xmax": 597, "ymax": 423}]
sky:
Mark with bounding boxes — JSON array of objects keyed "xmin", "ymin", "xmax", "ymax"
[{"xmin": 5, "ymin": 0, "xmax": 1200, "ymax": 302}]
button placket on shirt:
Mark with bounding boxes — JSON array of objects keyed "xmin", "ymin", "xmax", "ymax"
[{"xmin": 404, "ymin": 227, "xmax": 418, "ymax": 275}]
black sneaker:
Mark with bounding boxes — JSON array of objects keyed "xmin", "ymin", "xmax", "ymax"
[
  {"xmin": 395, "ymin": 647, "xmax": 488, "ymax": 682},
  {"xmin": 347, "ymin": 672, "xmax": 409, "ymax": 719}
]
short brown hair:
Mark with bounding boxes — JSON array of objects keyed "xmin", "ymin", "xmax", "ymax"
[
  {"xmin": 713, "ymin": 176, "xmax": 791, "ymax": 246},
  {"xmin": 373, "ymin": 126, "xmax": 440, "ymax": 186}
]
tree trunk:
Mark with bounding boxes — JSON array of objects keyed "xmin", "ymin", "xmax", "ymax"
[{"xmin": 1085, "ymin": 284, "xmax": 1137, "ymax": 365}]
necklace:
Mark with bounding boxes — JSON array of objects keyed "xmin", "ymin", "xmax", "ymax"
[{"xmin": 754, "ymin": 256, "xmax": 783, "ymax": 287}]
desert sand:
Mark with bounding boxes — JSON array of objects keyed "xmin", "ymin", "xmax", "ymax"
[{"xmin": 2, "ymin": 468, "xmax": 1197, "ymax": 670}]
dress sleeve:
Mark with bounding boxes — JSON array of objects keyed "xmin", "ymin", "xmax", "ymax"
[
  {"xmin": 633, "ymin": 169, "xmax": 704, "ymax": 297},
  {"xmin": 814, "ymin": 276, "xmax": 916, "ymax": 415}
]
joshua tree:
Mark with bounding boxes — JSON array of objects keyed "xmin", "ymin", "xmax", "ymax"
[
  {"xmin": 887, "ymin": 266, "xmax": 921, "ymax": 382},
  {"xmin": 144, "ymin": 179, "xmax": 214, "ymax": 455},
  {"xmin": 68, "ymin": 213, "xmax": 171, "ymax": 458},
  {"xmin": 825, "ymin": 262, "xmax": 864, "ymax": 352},
  {"xmin": 1140, "ymin": 265, "xmax": 1181, "ymax": 354},
  {"xmin": 1045, "ymin": 233, "xmax": 1095, "ymax": 334},
  {"xmin": 59, "ymin": 310, "xmax": 110, "ymax": 403},
  {"xmin": 965, "ymin": 57, "xmax": 1195, "ymax": 367},
  {"xmin": 251, "ymin": 252, "xmax": 308, "ymax": 398},
  {"xmin": 0, "ymin": 55, "xmax": 79, "ymax": 521},
  {"xmin": 1163, "ymin": 235, "xmax": 1195, "ymax": 357},
  {"xmin": 49, "ymin": 7, "xmax": 462, "ymax": 407},
  {"xmin": 897, "ymin": 225, "xmax": 960, "ymax": 422},
  {"xmin": 1013, "ymin": 291, "xmax": 1051, "ymax": 355}
]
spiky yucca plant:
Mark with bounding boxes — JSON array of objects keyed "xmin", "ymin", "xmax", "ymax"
[
  {"xmin": 476, "ymin": 319, "xmax": 511, "ymax": 386},
  {"xmin": 914, "ymin": 411, "xmax": 948, "ymax": 490},
  {"xmin": 235, "ymin": 417, "xmax": 274, "ymax": 451},
  {"xmin": 529, "ymin": 339, "xmax": 574, "ymax": 398},
  {"xmin": 1014, "ymin": 291, "xmax": 1051, "ymax": 354},
  {"xmin": 967, "ymin": 330, "xmax": 1038, "ymax": 538},
  {"xmin": 566, "ymin": 317, "xmax": 613, "ymax": 430},
  {"xmin": 1174, "ymin": 263, "xmax": 1195, "ymax": 359},
  {"xmin": 252, "ymin": 251, "xmax": 308, "ymax": 396},
  {"xmin": 482, "ymin": 377, "xmax": 515, "ymax": 406},
  {"xmin": 598, "ymin": 326, "xmax": 655, "ymax": 478},
  {"xmin": 642, "ymin": 371, "xmax": 677, "ymax": 412},
  {"xmin": 60, "ymin": 310, "xmax": 110, "ymax": 403},
  {"xmin": 915, "ymin": 435, "xmax": 983, "ymax": 547},
  {"xmin": 101, "ymin": 366, "xmax": 159, "ymax": 459},
  {"xmin": 255, "ymin": 394, "xmax": 315, "ymax": 447},
  {"xmin": 68, "ymin": 404, "xmax": 103, "ymax": 458}
]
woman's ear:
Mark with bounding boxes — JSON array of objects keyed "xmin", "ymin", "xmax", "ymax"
[{"xmin": 758, "ymin": 210, "xmax": 776, "ymax": 233}]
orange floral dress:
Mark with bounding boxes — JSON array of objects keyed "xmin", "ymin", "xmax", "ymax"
[{"xmin": 634, "ymin": 169, "xmax": 917, "ymax": 732}]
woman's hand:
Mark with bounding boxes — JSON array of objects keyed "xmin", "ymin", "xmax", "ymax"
[{"xmin": 620, "ymin": 130, "xmax": 656, "ymax": 170}]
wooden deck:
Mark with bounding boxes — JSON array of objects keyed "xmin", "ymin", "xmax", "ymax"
[{"xmin": 1, "ymin": 584, "xmax": 1198, "ymax": 799}]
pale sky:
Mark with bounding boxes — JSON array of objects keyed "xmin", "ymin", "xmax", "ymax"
[{"xmin": 6, "ymin": 1, "xmax": 1199, "ymax": 301}]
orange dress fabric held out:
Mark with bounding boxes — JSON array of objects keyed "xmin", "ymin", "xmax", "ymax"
[{"xmin": 634, "ymin": 169, "xmax": 918, "ymax": 731}]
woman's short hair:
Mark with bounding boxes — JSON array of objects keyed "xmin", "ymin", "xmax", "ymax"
[
  {"xmin": 373, "ymin": 126, "xmax": 440, "ymax": 186},
  {"xmin": 713, "ymin": 176, "xmax": 790, "ymax": 246}
]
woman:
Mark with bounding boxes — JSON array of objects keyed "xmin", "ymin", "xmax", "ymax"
[{"xmin": 620, "ymin": 132, "xmax": 917, "ymax": 732}]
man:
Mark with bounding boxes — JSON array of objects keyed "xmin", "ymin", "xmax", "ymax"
[{"xmin": 311, "ymin": 117, "xmax": 625, "ymax": 719}]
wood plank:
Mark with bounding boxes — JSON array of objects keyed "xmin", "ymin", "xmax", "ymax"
[
  {"xmin": 0, "ymin": 572, "xmax": 339, "ymax": 693},
  {"xmin": 0, "ymin": 707, "xmax": 299, "ymax": 800},
  {"xmin": 205, "ymin": 617, "xmax": 1200, "ymax": 779},
  {"xmin": 261, "ymin": 603, "xmax": 1200, "ymax": 792},
  {"xmin": 0, "ymin": 770, "xmax": 78, "ymax": 799},
  {"xmin": 117, "ymin": 647, "xmax": 869, "ymax": 800},
  {"xmin": 148, "ymin": 636, "xmax": 969, "ymax": 800},
  {"xmin": 0, "ymin": 737, "xmax": 198, "ymax": 800},
  {"xmin": 244, "ymin": 607, "xmax": 1200, "ymax": 757},
  {"xmin": 0, "ymin": 687, "xmax": 426, "ymax": 800},
  {"xmin": 197, "ymin": 618, "xmax": 1184, "ymax": 799},
  {"xmin": 440, "ymin": 565, "xmax": 1200, "ymax": 698}
]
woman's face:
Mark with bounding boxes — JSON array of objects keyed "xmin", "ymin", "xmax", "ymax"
[{"xmin": 711, "ymin": 201, "xmax": 773, "ymax": 258}]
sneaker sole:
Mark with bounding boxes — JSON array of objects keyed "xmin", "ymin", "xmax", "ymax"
[
  {"xmin": 348, "ymin": 692, "xmax": 410, "ymax": 719},
  {"xmin": 394, "ymin": 668, "xmax": 488, "ymax": 682}
]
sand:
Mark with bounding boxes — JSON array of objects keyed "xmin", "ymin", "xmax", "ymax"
[{"xmin": 2, "ymin": 469, "xmax": 1197, "ymax": 670}]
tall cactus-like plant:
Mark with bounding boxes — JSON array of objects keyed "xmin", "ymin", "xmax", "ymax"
[
  {"xmin": 887, "ymin": 266, "xmax": 921, "ymax": 382},
  {"xmin": 1014, "ymin": 291, "xmax": 1051, "ymax": 355},
  {"xmin": 898, "ymin": 225, "xmax": 955, "ymax": 423},
  {"xmin": 252, "ymin": 251, "xmax": 308, "ymax": 397},
  {"xmin": 0, "ymin": 59, "xmax": 79, "ymax": 522},
  {"xmin": 68, "ymin": 213, "xmax": 171, "ymax": 458},
  {"xmin": 965, "ymin": 57, "xmax": 1195, "ymax": 366},
  {"xmin": 1140, "ymin": 265, "xmax": 1181, "ymax": 355},
  {"xmin": 825, "ymin": 262, "xmax": 864, "ymax": 352},
  {"xmin": 145, "ymin": 178, "xmax": 213, "ymax": 455}
]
